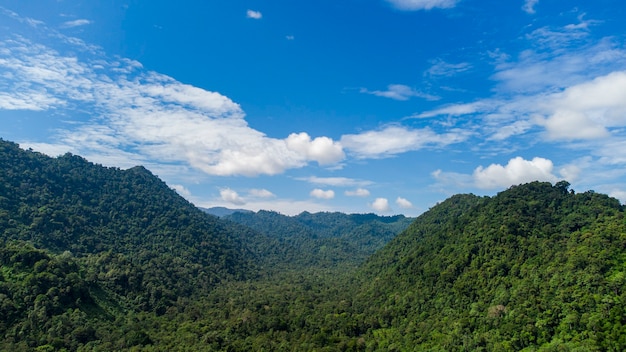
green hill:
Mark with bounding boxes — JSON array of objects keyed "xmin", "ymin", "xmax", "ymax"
[
  {"xmin": 353, "ymin": 181, "xmax": 626, "ymax": 351},
  {"xmin": 224, "ymin": 210, "xmax": 413, "ymax": 269},
  {"xmin": 3, "ymin": 137, "xmax": 626, "ymax": 351},
  {"xmin": 0, "ymin": 139, "xmax": 266, "ymax": 349}
]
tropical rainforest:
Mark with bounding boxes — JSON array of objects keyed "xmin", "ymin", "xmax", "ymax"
[{"xmin": 1, "ymin": 138, "xmax": 625, "ymax": 351}]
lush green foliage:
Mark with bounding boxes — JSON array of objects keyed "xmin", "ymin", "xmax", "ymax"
[
  {"xmin": 354, "ymin": 181, "xmax": 626, "ymax": 350},
  {"xmin": 223, "ymin": 210, "xmax": 412, "ymax": 270},
  {"xmin": 0, "ymin": 139, "xmax": 265, "ymax": 334},
  {"xmin": 2, "ymin": 138, "xmax": 626, "ymax": 351}
]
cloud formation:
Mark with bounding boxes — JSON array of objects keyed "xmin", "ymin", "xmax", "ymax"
[
  {"xmin": 385, "ymin": 0, "xmax": 459, "ymax": 11},
  {"xmin": 0, "ymin": 35, "xmax": 347, "ymax": 177},
  {"xmin": 522, "ymin": 0, "xmax": 539, "ymax": 14},
  {"xmin": 345, "ymin": 188, "xmax": 371, "ymax": 197},
  {"xmin": 540, "ymin": 71, "xmax": 626, "ymax": 140},
  {"xmin": 473, "ymin": 157, "xmax": 558, "ymax": 189},
  {"xmin": 310, "ymin": 189, "xmax": 335, "ymax": 199},
  {"xmin": 302, "ymin": 176, "xmax": 372, "ymax": 187},
  {"xmin": 220, "ymin": 188, "xmax": 246, "ymax": 205},
  {"xmin": 285, "ymin": 132, "xmax": 345, "ymax": 165},
  {"xmin": 60, "ymin": 19, "xmax": 92, "ymax": 28},
  {"xmin": 371, "ymin": 198, "xmax": 391, "ymax": 212},
  {"xmin": 360, "ymin": 84, "xmax": 439, "ymax": 101},
  {"xmin": 246, "ymin": 10, "xmax": 262, "ymax": 19},
  {"xmin": 341, "ymin": 125, "xmax": 466, "ymax": 159},
  {"xmin": 396, "ymin": 197, "xmax": 413, "ymax": 208}
]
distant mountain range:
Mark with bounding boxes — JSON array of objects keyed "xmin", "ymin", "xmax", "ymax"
[{"xmin": 200, "ymin": 206, "xmax": 254, "ymax": 217}]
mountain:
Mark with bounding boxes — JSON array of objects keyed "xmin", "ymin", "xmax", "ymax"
[
  {"xmin": 0, "ymin": 139, "xmax": 263, "ymax": 309},
  {"xmin": 3, "ymin": 137, "xmax": 626, "ymax": 351},
  {"xmin": 224, "ymin": 210, "xmax": 413, "ymax": 269},
  {"xmin": 352, "ymin": 181, "xmax": 626, "ymax": 351},
  {"xmin": 200, "ymin": 206, "xmax": 254, "ymax": 217}
]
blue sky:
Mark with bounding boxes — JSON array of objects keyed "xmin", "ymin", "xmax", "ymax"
[{"xmin": 1, "ymin": 0, "xmax": 626, "ymax": 216}]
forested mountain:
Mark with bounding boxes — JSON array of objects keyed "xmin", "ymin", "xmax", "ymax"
[
  {"xmin": 0, "ymin": 138, "xmax": 265, "ymax": 348},
  {"xmin": 223, "ymin": 210, "xmax": 413, "ymax": 269},
  {"xmin": 2, "ymin": 138, "xmax": 626, "ymax": 351},
  {"xmin": 353, "ymin": 181, "xmax": 626, "ymax": 350}
]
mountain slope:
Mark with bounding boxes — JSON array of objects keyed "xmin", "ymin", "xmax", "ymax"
[
  {"xmin": 354, "ymin": 181, "xmax": 626, "ymax": 351},
  {"xmin": 225, "ymin": 210, "xmax": 413, "ymax": 269},
  {"xmin": 0, "ymin": 139, "xmax": 257, "ymax": 310}
]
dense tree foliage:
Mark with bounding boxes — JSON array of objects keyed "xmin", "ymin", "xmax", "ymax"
[
  {"xmin": 354, "ymin": 181, "xmax": 626, "ymax": 350},
  {"xmin": 0, "ymin": 139, "xmax": 263, "ymax": 311},
  {"xmin": 223, "ymin": 210, "xmax": 412, "ymax": 270},
  {"xmin": 2, "ymin": 138, "xmax": 626, "ymax": 350}
]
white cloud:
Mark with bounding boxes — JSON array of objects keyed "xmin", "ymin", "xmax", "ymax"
[
  {"xmin": 0, "ymin": 91, "xmax": 63, "ymax": 110},
  {"xmin": 473, "ymin": 157, "xmax": 558, "ymax": 189},
  {"xmin": 248, "ymin": 188, "xmax": 275, "ymax": 198},
  {"xmin": 344, "ymin": 188, "xmax": 370, "ymax": 197},
  {"xmin": 60, "ymin": 19, "xmax": 92, "ymax": 28},
  {"xmin": 301, "ymin": 176, "xmax": 372, "ymax": 187},
  {"xmin": 345, "ymin": 188, "xmax": 371, "ymax": 197},
  {"xmin": 246, "ymin": 10, "xmax": 262, "ymax": 19},
  {"xmin": 540, "ymin": 71, "xmax": 626, "ymax": 140},
  {"xmin": 416, "ymin": 101, "xmax": 492, "ymax": 118},
  {"xmin": 371, "ymin": 198, "xmax": 391, "ymax": 212},
  {"xmin": 310, "ymin": 189, "xmax": 335, "ymax": 200},
  {"xmin": 360, "ymin": 84, "xmax": 439, "ymax": 101},
  {"xmin": 396, "ymin": 197, "xmax": 413, "ymax": 208},
  {"xmin": 0, "ymin": 35, "xmax": 348, "ymax": 177},
  {"xmin": 425, "ymin": 59, "xmax": 471, "ymax": 77},
  {"xmin": 522, "ymin": 0, "xmax": 539, "ymax": 14},
  {"xmin": 385, "ymin": 0, "xmax": 459, "ymax": 11},
  {"xmin": 285, "ymin": 132, "xmax": 345, "ymax": 165},
  {"xmin": 341, "ymin": 125, "xmax": 466, "ymax": 159},
  {"xmin": 220, "ymin": 188, "xmax": 246, "ymax": 205}
]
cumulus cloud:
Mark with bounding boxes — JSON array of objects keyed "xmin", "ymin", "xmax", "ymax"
[
  {"xmin": 285, "ymin": 132, "xmax": 345, "ymax": 165},
  {"xmin": 522, "ymin": 0, "xmax": 539, "ymax": 14},
  {"xmin": 345, "ymin": 188, "xmax": 371, "ymax": 197},
  {"xmin": 360, "ymin": 84, "xmax": 439, "ymax": 101},
  {"xmin": 220, "ymin": 188, "xmax": 246, "ymax": 205},
  {"xmin": 473, "ymin": 157, "xmax": 558, "ymax": 189},
  {"xmin": 371, "ymin": 198, "xmax": 391, "ymax": 212},
  {"xmin": 540, "ymin": 71, "xmax": 626, "ymax": 140},
  {"xmin": 341, "ymin": 125, "xmax": 466, "ymax": 159},
  {"xmin": 246, "ymin": 10, "xmax": 262, "ymax": 19},
  {"xmin": 310, "ymin": 189, "xmax": 335, "ymax": 199},
  {"xmin": 396, "ymin": 197, "xmax": 413, "ymax": 208},
  {"xmin": 385, "ymin": 0, "xmax": 459, "ymax": 11},
  {"xmin": 60, "ymin": 19, "xmax": 92, "ymax": 28}
]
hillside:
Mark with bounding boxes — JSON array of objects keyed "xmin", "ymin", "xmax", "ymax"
[
  {"xmin": 3, "ymin": 137, "xmax": 626, "ymax": 350},
  {"xmin": 224, "ymin": 210, "xmax": 413, "ymax": 269},
  {"xmin": 0, "ymin": 139, "xmax": 268, "ymax": 348},
  {"xmin": 353, "ymin": 181, "xmax": 626, "ymax": 350}
]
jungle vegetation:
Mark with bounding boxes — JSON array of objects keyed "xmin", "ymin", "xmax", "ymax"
[{"xmin": 1, "ymin": 138, "xmax": 625, "ymax": 351}]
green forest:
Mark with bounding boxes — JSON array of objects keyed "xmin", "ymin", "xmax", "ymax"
[{"xmin": 1, "ymin": 138, "xmax": 626, "ymax": 351}]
